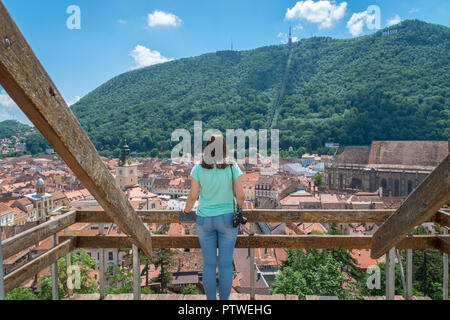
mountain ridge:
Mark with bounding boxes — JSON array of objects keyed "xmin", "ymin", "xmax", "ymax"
[{"xmin": 71, "ymin": 20, "xmax": 450, "ymax": 157}]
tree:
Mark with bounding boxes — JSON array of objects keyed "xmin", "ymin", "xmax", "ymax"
[
  {"xmin": 105, "ymin": 264, "xmax": 133, "ymax": 294},
  {"xmin": 327, "ymin": 224, "xmax": 365, "ymax": 283},
  {"xmin": 270, "ymin": 248, "xmax": 357, "ymax": 300},
  {"xmin": 312, "ymin": 172, "xmax": 324, "ymax": 187},
  {"xmin": 37, "ymin": 249, "xmax": 98, "ymax": 300},
  {"xmin": 5, "ymin": 288, "xmax": 38, "ymax": 300},
  {"xmin": 25, "ymin": 133, "xmax": 50, "ymax": 155},
  {"xmin": 182, "ymin": 284, "xmax": 200, "ymax": 295},
  {"xmin": 150, "ymin": 229, "xmax": 177, "ymax": 293}
]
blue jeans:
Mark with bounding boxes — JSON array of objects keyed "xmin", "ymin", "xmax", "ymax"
[{"xmin": 196, "ymin": 212, "xmax": 238, "ymax": 300}]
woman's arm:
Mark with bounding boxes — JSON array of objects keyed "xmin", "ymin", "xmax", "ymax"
[
  {"xmin": 233, "ymin": 175, "xmax": 245, "ymax": 210},
  {"xmin": 183, "ymin": 177, "xmax": 200, "ymax": 213}
]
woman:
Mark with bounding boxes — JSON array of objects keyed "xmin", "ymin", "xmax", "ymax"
[{"xmin": 182, "ymin": 135, "xmax": 245, "ymax": 300}]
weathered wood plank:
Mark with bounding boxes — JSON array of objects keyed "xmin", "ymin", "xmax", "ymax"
[
  {"xmin": 385, "ymin": 248, "xmax": 395, "ymax": 300},
  {"xmin": 406, "ymin": 249, "xmax": 413, "ymax": 300},
  {"xmin": 132, "ymin": 245, "xmax": 141, "ymax": 300},
  {"xmin": 76, "ymin": 209, "xmax": 398, "ymax": 224},
  {"xmin": 436, "ymin": 236, "xmax": 450, "ymax": 255},
  {"xmin": 62, "ymin": 235, "xmax": 444, "ymax": 250},
  {"xmin": 2, "ymin": 211, "xmax": 76, "ymax": 260},
  {"xmin": 436, "ymin": 210, "xmax": 450, "ymax": 228},
  {"xmin": 4, "ymin": 239, "xmax": 74, "ymax": 293},
  {"xmin": 0, "ymin": 2, "xmax": 152, "ymax": 257},
  {"xmin": 371, "ymin": 154, "xmax": 450, "ymax": 259}
]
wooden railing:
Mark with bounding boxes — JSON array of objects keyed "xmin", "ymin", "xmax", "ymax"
[{"xmin": 1, "ymin": 208, "xmax": 448, "ymax": 300}]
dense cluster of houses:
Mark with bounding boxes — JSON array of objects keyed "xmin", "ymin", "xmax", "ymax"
[
  {"xmin": 0, "ymin": 142, "xmax": 418, "ymax": 296},
  {"xmin": 0, "ymin": 126, "xmax": 36, "ymax": 155}
]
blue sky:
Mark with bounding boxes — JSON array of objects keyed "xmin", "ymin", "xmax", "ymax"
[{"xmin": 0, "ymin": 0, "xmax": 449, "ymax": 124}]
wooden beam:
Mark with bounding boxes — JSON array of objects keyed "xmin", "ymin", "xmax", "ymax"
[
  {"xmin": 2, "ymin": 211, "xmax": 76, "ymax": 260},
  {"xmin": 76, "ymin": 209, "xmax": 397, "ymax": 224},
  {"xmin": 371, "ymin": 154, "xmax": 450, "ymax": 259},
  {"xmin": 436, "ymin": 236, "xmax": 450, "ymax": 255},
  {"xmin": 0, "ymin": 2, "xmax": 152, "ymax": 257},
  {"xmin": 436, "ymin": 210, "xmax": 450, "ymax": 229},
  {"xmin": 62, "ymin": 235, "xmax": 444, "ymax": 250},
  {"xmin": 4, "ymin": 239, "xmax": 74, "ymax": 293}
]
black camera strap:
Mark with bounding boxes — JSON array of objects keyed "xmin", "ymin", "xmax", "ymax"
[{"xmin": 230, "ymin": 164, "xmax": 236, "ymax": 221}]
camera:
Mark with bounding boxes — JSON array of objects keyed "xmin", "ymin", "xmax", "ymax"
[{"xmin": 233, "ymin": 210, "xmax": 248, "ymax": 228}]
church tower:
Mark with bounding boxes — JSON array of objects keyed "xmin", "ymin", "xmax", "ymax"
[
  {"xmin": 36, "ymin": 178, "xmax": 46, "ymax": 196},
  {"xmin": 115, "ymin": 140, "xmax": 138, "ymax": 190}
]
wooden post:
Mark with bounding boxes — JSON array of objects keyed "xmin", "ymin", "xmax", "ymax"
[
  {"xmin": 99, "ymin": 223, "xmax": 105, "ymax": 299},
  {"xmin": 385, "ymin": 247, "xmax": 395, "ymax": 300},
  {"xmin": 396, "ymin": 249, "xmax": 406, "ymax": 298},
  {"xmin": 406, "ymin": 249, "xmax": 413, "ymax": 300},
  {"xmin": 0, "ymin": 226, "xmax": 4, "ymax": 300},
  {"xmin": 133, "ymin": 245, "xmax": 141, "ymax": 300},
  {"xmin": 444, "ymin": 228, "xmax": 448, "ymax": 300},
  {"xmin": 0, "ymin": 2, "xmax": 153, "ymax": 258},
  {"xmin": 64, "ymin": 227, "xmax": 72, "ymax": 298},
  {"xmin": 249, "ymin": 223, "xmax": 255, "ymax": 301},
  {"xmin": 51, "ymin": 234, "xmax": 59, "ymax": 300}
]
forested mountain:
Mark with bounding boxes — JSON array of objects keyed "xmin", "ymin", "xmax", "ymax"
[
  {"xmin": 70, "ymin": 20, "xmax": 450, "ymax": 158},
  {"xmin": 0, "ymin": 120, "xmax": 31, "ymax": 139}
]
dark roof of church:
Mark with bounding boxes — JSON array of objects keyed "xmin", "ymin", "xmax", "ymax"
[
  {"xmin": 335, "ymin": 141, "xmax": 448, "ymax": 167},
  {"xmin": 368, "ymin": 141, "xmax": 448, "ymax": 167},
  {"xmin": 335, "ymin": 146, "xmax": 370, "ymax": 165}
]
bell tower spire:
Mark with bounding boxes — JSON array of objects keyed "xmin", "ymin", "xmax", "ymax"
[{"xmin": 116, "ymin": 138, "xmax": 138, "ymax": 190}]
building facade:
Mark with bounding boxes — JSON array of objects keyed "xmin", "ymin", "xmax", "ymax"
[
  {"xmin": 23, "ymin": 178, "xmax": 54, "ymax": 221},
  {"xmin": 115, "ymin": 141, "xmax": 138, "ymax": 190},
  {"xmin": 325, "ymin": 141, "xmax": 448, "ymax": 197}
]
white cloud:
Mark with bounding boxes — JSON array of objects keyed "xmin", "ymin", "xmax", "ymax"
[
  {"xmin": 0, "ymin": 90, "xmax": 16, "ymax": 108},
  {"xmin": 346, "ymin": 10, "xmax": 376, "ymax": 36},
  {"xmin": 117, "ymin": 19, "xmax": 127, "ymax": 25},
  {"xmin": 130, "ymin": 45, "xmax": 173, "ymax": 70},
  {"xmin": 67, "ymin": 96, "xmax": 80, "ymax": 107},
  {"xmin": 148, "ymin": 10, "xmax": 182, "ymax": 27},
  {"xmin": 286, "ymin": 0, "xmax": 347, "ymax": 29},
  {"xmin": 0, "ymin": 89, "xmax": 31, "ymax": 124},
  {"xmin": 277, "ymin": 32, "xmax": 299, "ymax": 44},
  {"xmin": 409, "ymin": 8, "xmax": 419, "ymax": 14},
  {"xmin": 387, "ymin": 14, "xmax": 401, "ymax": 27}
]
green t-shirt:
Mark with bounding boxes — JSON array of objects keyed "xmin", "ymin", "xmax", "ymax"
[{"xmin": 190, "ymin": 162, "xmax": 244, "ymax": 217}]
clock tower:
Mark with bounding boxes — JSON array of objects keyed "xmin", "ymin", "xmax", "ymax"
[{"xmin": 116, "ymin": 140, "xmax": 138, "ymax": 190}]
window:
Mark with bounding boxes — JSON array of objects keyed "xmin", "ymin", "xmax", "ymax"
[
  {"xmin": 407, "ymin": 180, "xmax": 413, "ymax": 195},
  {"xmin": 108, "ymin": 251, "xmax": 114, "ymax": 261},
  {"xmin": 130, "ymin": 170, "xmax": 133, "ymax": 174}
]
